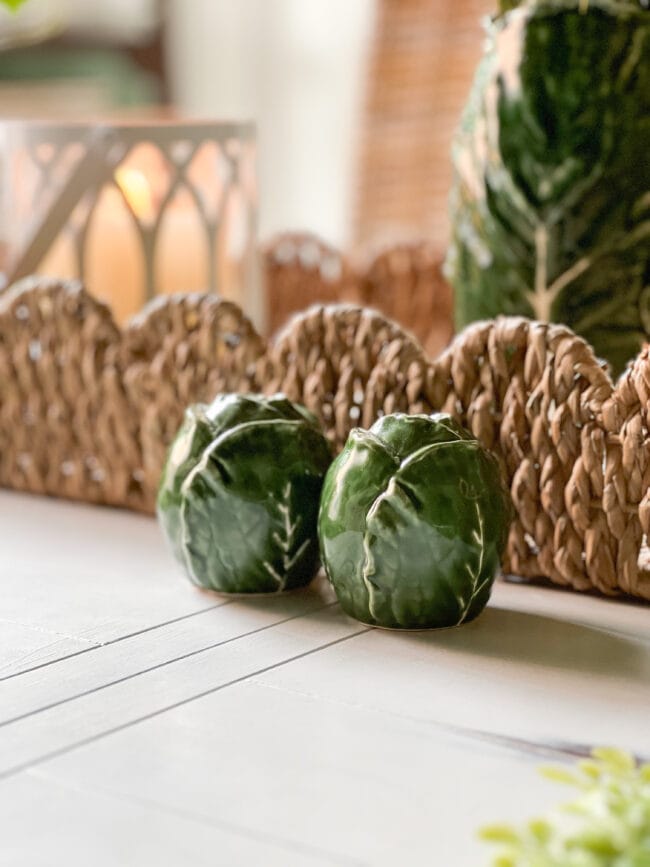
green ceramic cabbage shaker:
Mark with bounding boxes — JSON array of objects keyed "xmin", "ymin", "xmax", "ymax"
[
  {"xmin": 157, "ymin": 393, "xmax": 332, "ymax": 593},
  {"xmin": 318, "ymin": 413, "xmax": 513, "ymax": 629}
]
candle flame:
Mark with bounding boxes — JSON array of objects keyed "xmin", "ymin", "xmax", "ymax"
[{"xmin": 114, "ymin": 167, "xmax": 154, "ymax": 221}]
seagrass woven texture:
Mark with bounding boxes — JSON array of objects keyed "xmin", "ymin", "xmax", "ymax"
[
  {"xmin": 262, "ymin": 233, "xmax": 358, "ymax": 334},
  {"xmin": 353, "ymin": 239, "xmax": 454, "ymax": 358},
  {"xmin": 263, "ymin": 232, "xmax": 454, "ymax": 357},
  {"xmin": 0, "ymin": 278, "xmax": 264, "ymax": 512},
  {"xmin": 2, "ymin": 277, "xmax": 650, "ymax": 601}
]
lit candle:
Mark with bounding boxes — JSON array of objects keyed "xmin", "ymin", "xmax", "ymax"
[
  {"xmin": 2, "ymin": 120, "xmax": 259, "ymax": 326},
  {"xmin": 39, "ymin": 166, "xmax": 209, "ymax": 322}
]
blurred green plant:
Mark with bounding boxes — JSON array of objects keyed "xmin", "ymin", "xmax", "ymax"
[
  {"xmin": 481, "ymin": 748, "xmax": 650, "ymax": 866},
  {"xmin": 497, "ymin": 0, "xmax": 648, "ymax": 9},
  {"xmin": 0, "ymin": 0, "xmax": 27, "ymax": 9}
]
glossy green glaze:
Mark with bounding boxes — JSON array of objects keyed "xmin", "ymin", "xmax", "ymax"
[
  {"xmin": 447, "ymin": 0, "xmax": 650, "ymax": 375},
  {"xmin": 318, "ymin": 413, "xmax": 513, "ymax": 629},
  {"xmin": 157, "ymin": 393, "xmax": 332, "ymax": 593}
]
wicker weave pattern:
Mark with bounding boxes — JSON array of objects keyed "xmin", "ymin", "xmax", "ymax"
[
  {"xmin": 2, "ymin": 278, "xmax": 650, "ymax": 600},
  {"xmin": 262, "ymin": 234, "xmax": 358, "ymax": 334},
  {"xmin": 263, "ymin": 305, "xmax": 427, "ymax": 451},
  {"xmin": 263, "ymin": 232, "xmax": 453, "ymax": 358},
  {"xmin": 0, "ymin": 279, "xmax": 264, "ymax": 512},
  {"xmin": 353, "ymin": 239, "xmax": 453, "ymax": 358},
  {"xmin": 424, "ymin": 319, "xmax": 650, "ymax": 600}
]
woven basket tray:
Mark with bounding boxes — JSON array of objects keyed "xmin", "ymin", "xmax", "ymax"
[
  {"xmin": 2, "ymin": 276, "xmax": 650, "ymax": 601},
  {"xmin": 262, "ymin": 232, "xmax": 454, "ymax": 359}
]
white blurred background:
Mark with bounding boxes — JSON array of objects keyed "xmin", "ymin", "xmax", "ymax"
[{"xmin": 167, "ymin": 0, "xmax": 375, "ymax": 246}]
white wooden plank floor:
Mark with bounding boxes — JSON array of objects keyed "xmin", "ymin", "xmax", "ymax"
[{"xmin": 1, "ymin": 490, "xmax": 649, "ymax": 866}]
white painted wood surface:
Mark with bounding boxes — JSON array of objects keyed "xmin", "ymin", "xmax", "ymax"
[{"xmin": 1, "ymin": 490, "xmax": 648, "ymax": 866}]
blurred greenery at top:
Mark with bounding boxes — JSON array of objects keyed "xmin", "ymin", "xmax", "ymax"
[
  {"xmin": 0, "ymin": 0, "xmax": 159, "ymax": 108},
  {"xmin": 498, "ymin": 0, "xmax": 649, "ymax": 9},
  {"xmin": 0, "ymin": 48, "xmax": 158, "ymax": 106}
]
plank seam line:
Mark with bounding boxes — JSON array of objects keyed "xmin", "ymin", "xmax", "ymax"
[
  {"xmin": 0, "ymin": 618, "xmax": 100, "ymax": 647},
  {"xmin": 0, "ymin": 601, "xmax": 339, "ymax": 728},
  {"xmin": 250, "ymin": 678, "xmax": 650, "ymax": 765},
  {"xmin": 27, "ymin": 766, "xmax": 367, "ymax": 867},
  {"xmin": 0, "ymin": 626, "xmax": 371, "ymax": 782},
  {"xmin": 0, "ymin": 600, "xmax": 230, "ymax": 684}
]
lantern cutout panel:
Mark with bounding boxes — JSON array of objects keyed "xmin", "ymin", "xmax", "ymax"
[{"xmin": 0, "ymin": 120, "xmax": 261, "ymax": 326}]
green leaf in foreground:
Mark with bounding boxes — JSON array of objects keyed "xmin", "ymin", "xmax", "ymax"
[{"xmin": 481, "ymin": 748, "xmax": 650, "ymax": 866}]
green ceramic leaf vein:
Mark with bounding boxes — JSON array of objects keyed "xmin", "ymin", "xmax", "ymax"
[
  {"xmin": 157, "ymin": 394, "xmax": 332, "ymax": 594},
  {"xmin": 319, "ymin": 413, "xmax": 513, "ymax": 629},
  {"xmin": 447, "ymin": 0, "xmax": 650, "ymax": 375}
]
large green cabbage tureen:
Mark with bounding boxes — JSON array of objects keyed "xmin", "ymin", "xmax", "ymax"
[{"xmin": 447, "ymin": 0, "xmax": 650, "ymax": 375}]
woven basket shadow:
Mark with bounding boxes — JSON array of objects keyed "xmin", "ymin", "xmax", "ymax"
[{"xmin": 2, "ymin": 277, "xmax": 649, "ymax": 601}]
